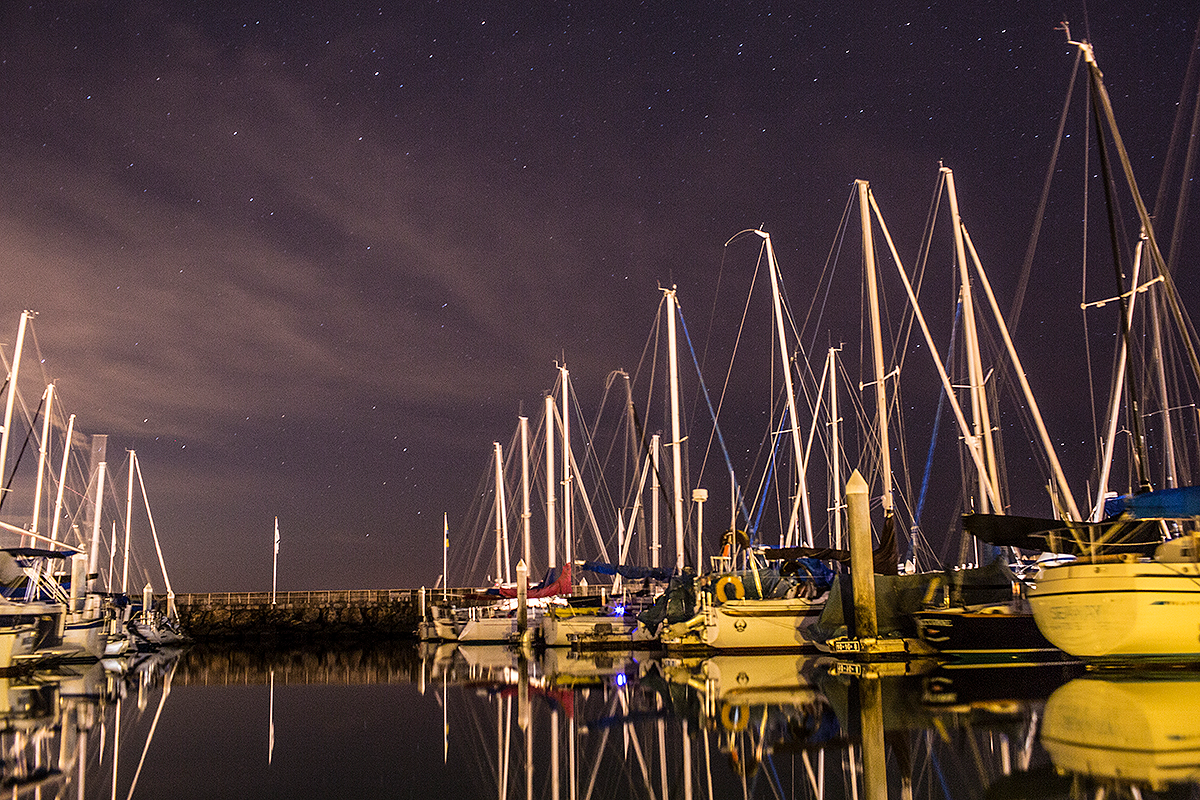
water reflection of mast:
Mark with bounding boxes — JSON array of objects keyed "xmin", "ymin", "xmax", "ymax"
[
  {"xmin": 578, "ymin": 674, "xmax": 661, "ymax": 799},
  {"xmin": 268, "ymin": 668, "xmax": 275, "ymax": 766},
  {"xmin": 123, "ymin": 659, "xmax": 175, "ymax": 799}
]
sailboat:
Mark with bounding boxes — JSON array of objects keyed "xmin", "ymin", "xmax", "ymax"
[
  {"xmin": 1020, "ymin": 34, "xmax": 1200, "ymax": 663},
  {"xmin": 433, "ymin": 405, "xmax": 576, "ymax": 644},
  {"xmin": 657, "ymin": 234, "xmax": 837, "ymax": 651},
  {"xmin": 120, "ymin": 451, "xmax": 187, "ymax": 650},
  {"xmin": 870, "ymin": 165, "xmax": 1071, "ymax": 662}
]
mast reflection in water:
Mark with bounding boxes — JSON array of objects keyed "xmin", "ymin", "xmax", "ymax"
[{"xmin": 28, "ymin": 643, "xmax": 1200, "ymax": 798}]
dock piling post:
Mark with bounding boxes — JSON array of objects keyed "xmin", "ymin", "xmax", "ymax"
[{"xmin": 847, "ymin": 470, "xmax": 878, "ymax": 640}]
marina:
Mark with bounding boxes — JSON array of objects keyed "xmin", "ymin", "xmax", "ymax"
[{"xmin": 1, "ymin": 7, "xmax": 1200, "ymax": 798}]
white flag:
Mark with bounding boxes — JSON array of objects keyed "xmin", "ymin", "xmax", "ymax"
[{"xmin": 274, "ymin": 517, "xmax": 280, "ymax": 555}]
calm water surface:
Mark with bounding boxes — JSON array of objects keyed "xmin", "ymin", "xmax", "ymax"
[{"xmin": 17, "ymin": 642, "xmax": 1200, "ymax": 798}]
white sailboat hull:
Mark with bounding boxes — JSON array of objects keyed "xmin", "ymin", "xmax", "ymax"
[
  {"xmin": 662, "ymin": 596, "xmax": 826, "ymax": 650},
  {"xmin": 705, "ymin": 596, "xmax": 826, "ymax": 649},
  {"xmin": 1027, "ymin": 559, "xmax": 1200, "ymax": 661},
  {"xmin": 539, "ymin": 612, "xmax": 649, "ymax": 648},
  {"xmin": 457, "ymin": 615, "xmax": 516, "ymax": 643}
]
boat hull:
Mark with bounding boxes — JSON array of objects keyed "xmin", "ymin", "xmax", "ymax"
[
  {"xmin": 1026, "ymin": 559, "xmax": 1200, "ymax": 662},
  {"xmin": 912, "ymin": 607, "xmax": 1061, "ymax": 662},
  {"xmin": 662, "ymin": 596, "xmax": 826, "ymax": 651},
  {"xmin": 457, "ymin": 615, "xmax": 516, "ymax": 643},
  {"xmin": 539, "ymin": 612, "xmax": 651, "ymax": 648}
]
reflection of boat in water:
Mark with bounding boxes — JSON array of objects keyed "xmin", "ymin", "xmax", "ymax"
[
  {"xmin": 1041, "ymin": 673, "xmax": 1200, "ymax": 790},
  {"xmin": 541, "ymin": 647, "xmax": 639, "ymax": 688},
  {"xmin": 694, "ymin": 653, "xmax": 819, "ymax": 707}
]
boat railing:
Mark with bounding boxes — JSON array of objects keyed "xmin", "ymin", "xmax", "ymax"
[{"xmin": 175, "ymin": 583, "xmax": 615, "ymax": 609}]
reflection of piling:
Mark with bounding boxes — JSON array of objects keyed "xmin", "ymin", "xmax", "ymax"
[{"xmin": 857, "ymin": 675, "xmax": 888, "ymax": 800}]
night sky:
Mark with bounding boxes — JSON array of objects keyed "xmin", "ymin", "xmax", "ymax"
[{"xmin": 2, "ymin": 2, "xmax": 1198, "ymax": 592}]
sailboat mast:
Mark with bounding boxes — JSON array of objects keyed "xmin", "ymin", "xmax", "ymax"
[
  {"xmin": 122, "ymin": 450, "xmax": 135, "ymax": 594},
  {"xmin": 650, "ymin": 433, "xmax": 661, "ymax": 570},
  {"xmin": 544, "ymin": 393, "xmax": 557, "ymax": 569},
  {"xmin": 519, "ymin": 415, "xmax": 532, "ymax": 568},
  {"xmin": 759, "ymin": 231, "xmax": 813, "ymax": 547},
  {"xmin": 274, "ymin": 516, "xmax": 280, "ymax": 605},
  {"xmin": 1092, "ymin": 238, "xmax": 1144, "ymax": 518},
  {"xmin": 50, "ymin": 412, "xmax": 75, "ymax": 545},
  {"xmin": 945, "ymin": 168, "xmax": 1003, "ymax": 513},
  {"xmin": 493, "ymin": 442, "xmax": 507, "ymax": 584},
  {"xmin": 828, "ymin": 348, "xmax": 845, "ymax": 549},
  {"xmin": 0, "ymin": 310, "xmax": 32, "ymax": 503},
  {"xmin": 1077, "ymin": 38, "xmax": 1200, "ymax": 391},
  {"xmin": 30, "ymin": 383, "xmax": 54, "ymax": 539},
  {"xmin": 133, "ymin": 455, "xmax": 176, "ymax": 612},
  {"xmin": 1089, "ymin": 74, "xmax": 1154, "ymax": 494},
  {"xmin": 560, "ymin": 365, "xmax": 572, "ymax": 570},
  {"xmin": 665, "ymin": 288, "xmax": 686, "ymax": 570},
  {"xmin": 858, "ymin": 181, "xmax": 895, "ymax": 520},
  {"xmin": 87, "ymin": 460, "xmax": 106, "ymax": 592},
  {"xmin": 865, "ymin": 189, "xmax": 1006, "ymax": 516}
]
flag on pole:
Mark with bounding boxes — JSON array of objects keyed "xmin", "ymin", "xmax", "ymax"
[{"xmin": 272, "ymin": 516, "xmax": 280, "ymax": 605}]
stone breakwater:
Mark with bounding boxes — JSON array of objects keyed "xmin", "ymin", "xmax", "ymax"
[{"xmin": 173, "ymin": 590, "xmax": 425, "ymax": 640}]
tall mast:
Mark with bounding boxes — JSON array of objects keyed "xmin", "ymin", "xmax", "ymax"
[
  {"xmin": 622, "ymin": 371, "xmax": 648, "ymax": 559},
  {"xmin": 864, "ymin": 188, "xmax": 1009, "ymax": 517},
  {"xmin": 31, "ymin": 383, "xmax": 54, "ymax": 539},
  {"xmin": 650, "ymin": 433, "xmax": 661, "ymax": 570},
  {"xmin": 544, "ymin": 393, "xmax": 556, "ymax": 569},
  {"xmin": 50, "ymin": 413, "xmax": 75, "ymax": 545},
  {"xmin": 858, "ymin": 181, "xmax": 895, "ymax": 524},
  {"xmin": 87, "ymin": 460, "xmax": 106, "ymax": 592},
  {"xmin": 123, "ymin": 450, "xmax": 135, "ymax": 594},
  {"xmin": 0, "ymin": 311, "xmax": 32, "ymax": 503},
  {"xmin": 492, "ymin": 441, "xmax": 511, "ymax": 584},
  {"xmin": 758, "ymin": 231, "xmax": 813, "ymax": 547},
  {"xmin": 1075, "ymin": 36, "xmax": 1200, "ymax": 483},
  {"xmin": 560, "ymin": 365, "xmax": 572, "ymax": 569},
  {"xmin": 944, "ymin": 168, "xmax": 1002, "ymax": 513},
  {"xmin": 274, "ymin": 516, "xmax": 280, "ymax": 605},
  {"xmin": 664, "ymin": 288, "xmax": 685, "ymax": 570},
  {"xmin": 519, "ymin": 415, "xmax": 532, "ymax": 570},
  {"xmin": 828, "ymin": 348, "xmax": 844, "ymax": 549},
  {"xmin": 133, "ymin": 455, "xmax": 176, "ymax": 613}
]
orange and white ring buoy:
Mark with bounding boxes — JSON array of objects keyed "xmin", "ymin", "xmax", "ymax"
[{"xmin": 714, "ymin": 575, "xmax": 745, "ymax": 603}]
